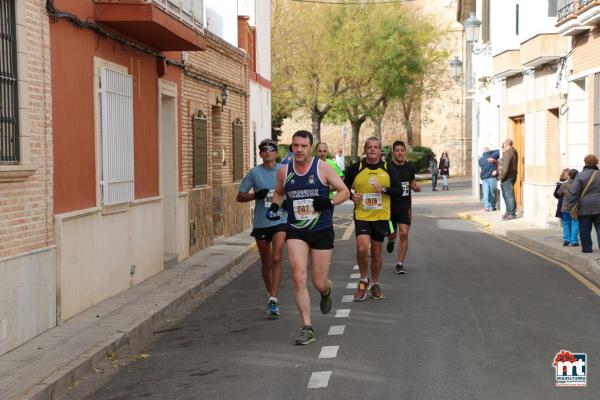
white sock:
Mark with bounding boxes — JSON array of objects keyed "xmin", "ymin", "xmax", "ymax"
[
  {"xmin": 268, "ymin": 296, "xmax": 278, "ymax": 303},
  {"xmin": 360, "ymin": 278, "xmax": 369, "ymax": 283},
  {"xmin": 396, "ymin": 261, "xmax": 403, "ymax": 266}
]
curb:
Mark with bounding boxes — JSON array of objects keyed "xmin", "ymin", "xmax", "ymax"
[
  {"xmin": 7, "ymin": 239, "xmax": 258, "ymax": 400},
  {"xmin": 506, "ymin": 230, "xmax": 600, "ymax": 289},
  {"xmin": 459, "ymin": 212, "xmax": 600, "ymax": 291}
]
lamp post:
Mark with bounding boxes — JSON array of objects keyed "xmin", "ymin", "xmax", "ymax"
[
  {"xmin": 450, "ymin": 56, "xmax": 463, "ymax": 82},
  {"xmin": 464, "ymin": 12, "xmax": 491, "ymax": 56}
]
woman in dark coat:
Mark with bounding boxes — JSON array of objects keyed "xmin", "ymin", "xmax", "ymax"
[
  {"xmin": 553, "ymin": 168, "xmax": 570, "ymax": 220},
  {"xmin": 566, "ymin": 154, "xmax": 600, "ymax": 253},
  {"xmin": 439, "ymin": 152, "xmax": 450, "ymax": 190}
]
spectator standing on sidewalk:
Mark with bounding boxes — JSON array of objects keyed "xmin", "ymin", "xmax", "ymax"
[
  {"xmin": 499, "ymin": 139, "xmax": 519, "ymax": 220},
  {"xmin": 429, "ymin": 153, "xmax": 439, "ymax": 191},
  {"xmin": 559, "ymin": 169, "xmax": 580, "ymax": 247},
  {"xmin": 479, "ymin": 146, "xmax": 500, "ymax": 211},
  {"xmin": 566, "ymin": 154, "xmax": 600, "ymax": 253},
  {"xmin": 335, "ymin": 146, "xmax": 346, "ymax": 172},
  {"xmin": 237, "ymin": 139, "xmax": 287, "ymax": 317},
  {"xmin": 553, "ymin": 168, "xmax": 570, "ymax": 223},
  {"xmin": 439, "ymin": 152, "xmax": 450, "ymax": 190}
]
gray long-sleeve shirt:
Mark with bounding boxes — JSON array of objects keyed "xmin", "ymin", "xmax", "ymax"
[{"xmin": 566, "ymin": 167, "xmax": 600, "ymax": 216}]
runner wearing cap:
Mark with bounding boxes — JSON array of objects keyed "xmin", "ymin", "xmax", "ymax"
[
  {"xmin": 237, "ymin": 138, "xmax": 286, "ymax": 317},
  {"xmin": 266, "ymin": 130, "xmax": 349, "ymax": 345}
]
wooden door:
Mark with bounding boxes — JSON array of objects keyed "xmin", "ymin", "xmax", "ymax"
[{"xmin": 511, "ymin": 117, "xmax": 525, "ymax": 209}]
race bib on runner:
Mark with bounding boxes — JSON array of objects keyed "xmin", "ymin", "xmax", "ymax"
[
  {"xmin": 264, "ymin": 189, "xmax": 275, "ymax": 208},
  {"xmin": 362, "ymin": 193, "xmax": 383, "ymax": 210},
  {"xmin": 293, "ymin": 198, "xmax": 318, "ymax": 221}
]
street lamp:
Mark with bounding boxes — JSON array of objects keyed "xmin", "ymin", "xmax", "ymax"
[
  {"xmin": 463, "ymin": 12, "xmax": 491, "ymax": 55},
  {"xmin": 450, "ymin": 56, "xmax": 463, "ymax": 82}
]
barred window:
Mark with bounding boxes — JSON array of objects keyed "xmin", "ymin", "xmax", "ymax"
[{"xmin": 0, "ymin": 0, "xmax": 19, "ymax": 164}]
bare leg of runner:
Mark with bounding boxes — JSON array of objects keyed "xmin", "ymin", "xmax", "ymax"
[
  {"xmin": 356, "ymin": 234, "xmax": 371, "ymax": 279},
  {"xmin": 255, "ymin": 239, "xmax": 273, "ymax": 295},
  {"xmin": 397, "ymin": 224, "xmax": 410, "ymax": 264},
  {"xmin": 270, "ymin": 231, "xmax": 286, "ymax": 298},
  {"xmin": 287, "ymin": 239, "xmax": 311, "ymax": 326},
  {"xmin": 310, "ymin": 249, "xmax": 332, "ymax": 294},
  {"xmin": 370, "ymin": 240, "xmax": 383, "ymax": 283}
]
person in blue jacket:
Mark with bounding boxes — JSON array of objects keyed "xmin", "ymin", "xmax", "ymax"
[{"xmin": 479, "ymin": 146, "xmax": 500, "ymax": 211}]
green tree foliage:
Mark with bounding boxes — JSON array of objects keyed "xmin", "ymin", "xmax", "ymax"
[{"xmin": 272, "ymin": 1, "xmax": 448, "ymax": 153}]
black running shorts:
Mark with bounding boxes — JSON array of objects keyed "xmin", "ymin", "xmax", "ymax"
[
  {"xmin": 391, "ymin": 203, "xmax": 412, "ymax": 227},
  {"xmin": 354, "ymin": 219, "xmax": 394, "ymax": 242},
  {"xmin": 250, "ymin": 224, "xmax": 286, "ymax": 242},
  {"xmin": 286, "ymin": 227, "xmax": 335, "ymax": 250}
]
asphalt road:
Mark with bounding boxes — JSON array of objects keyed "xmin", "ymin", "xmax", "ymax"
[{"xmin": 62, "ymin": 179, "xmax": 600, "ymax": 399}]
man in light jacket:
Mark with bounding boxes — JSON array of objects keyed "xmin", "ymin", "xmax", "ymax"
[{"xmin": 499, "ymin": 139, "xmax": 518, "ymax": 220}]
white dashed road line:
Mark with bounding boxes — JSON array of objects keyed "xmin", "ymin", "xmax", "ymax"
[
  {"xmin": 328, "ymin": 325, "xmax": 345, "ymax": 335},
  {"xmin": 341, "ymin": 294, "xmax": 354, "ymax": 303},
  {"xmin": 319, "ymin": 346, "xmax": 339, "ymax": 359},
  {"xmin": 335, "ymin": 309, "xmax": 351, "ymax": 318},
  {"xmin": 346, "ymin": 282, "xmax": 358, "ymax": 289},
  {"xmin": 308, "ymin": 371, "xmax": 332, "ymax": 389},
  {"xmin": 353, "ymin": 264, "xmax": 359, "ymax": 270},
  {"xmin": 341, "ymin": 223, "xmax": 355, "ymax": 240},
  {"xmin": 350, "ymin": 273, "xmax": 360, "ymax": 279}
]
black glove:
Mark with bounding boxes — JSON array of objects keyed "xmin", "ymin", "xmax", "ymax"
[
  {"xmin": 254, "ymin": 188, "xmax": 270, "ymax": 200},
  {"xmin": 312, "ymin": 196, "xmax": 333, "ymax": 212},
  {"xmin": 266, "ymin": 203, "xmax": 281, "ymax": 220}
]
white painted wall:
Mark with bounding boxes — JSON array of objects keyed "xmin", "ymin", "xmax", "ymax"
[
  {"xmin": 490, "ymin": 0, "xmax": 558, "ymax": 56},
  {"xmin": 55, "ymin": 201, "xmax": 163, "ymax": 321},
  {"xmin": 205, "ymin": 0, "xmax": 238, "ymax": 46},
  {"xmin": 244, "ymin": 0, "xmax": 272, "ymax": 166}
]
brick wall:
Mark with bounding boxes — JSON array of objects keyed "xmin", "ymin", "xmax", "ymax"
[
  {"xmin": 182, "ymin": 31, "xmax": 251, "ymax": 250},
  {"xmin": 0, "ymin": 0, "xmax": 53, "ymax": 258}
]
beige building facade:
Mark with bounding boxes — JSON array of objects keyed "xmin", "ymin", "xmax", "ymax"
[{"xmin": 459, "ymin": 0, "xmax": 599, "ymax": 227}]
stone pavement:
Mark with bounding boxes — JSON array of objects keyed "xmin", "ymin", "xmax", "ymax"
[
  {"xmin": 460, "ymin": 209, "xmax": 600, "ymax": 290},
  {"xmin": 0, "ymin": 232, "xmax": 257, "ymax": 400}
]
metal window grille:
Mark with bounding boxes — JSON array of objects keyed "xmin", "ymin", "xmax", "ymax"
[
  {"xmin": 0, "ymin": 0, "xmax": 19, "ymax": 164},
  {"xmin": 233, "ymin": 119, "xmax": 243, "ymax": 182},
  {"xmin": 100, "ymin": 68, "xmax": 134, "ymax": 205},
  {"xmin": 192, "ymin": 110, "xmax": 207, "ymax": 187}
]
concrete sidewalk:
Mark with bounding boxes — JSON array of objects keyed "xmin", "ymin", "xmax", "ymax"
[
  {"xmin": 0, "ymin": 232, "xmax": 257, "ymax": 400},
  {"xmin": 460, "ymin": 209, "xmax": 600, "ymax": 289}
]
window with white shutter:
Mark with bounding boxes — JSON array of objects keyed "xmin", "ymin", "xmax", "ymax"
[{"xmin": 99, "ymin": 68, "xmax": 134, "ymax": 205}]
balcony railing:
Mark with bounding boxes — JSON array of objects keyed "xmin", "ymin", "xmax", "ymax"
[
  {"xmin": 558, "ymin": 1, "xmax": 576, "ymax": 22},
  {"xmin": 579, "ymin": 0, "xmax": 594, "ymax": 8},
  {"xmin": 152, "ymin": 0, "xmax": 204, "ymax": 31}
]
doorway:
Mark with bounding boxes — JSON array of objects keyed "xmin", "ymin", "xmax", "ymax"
[
  {"xmin": 160, "ymin": 93, "xmax": 178, "ymax": 263},
  {"xmin": 511, "ymin": 116, "xmax": 525, "ymax": 209}
]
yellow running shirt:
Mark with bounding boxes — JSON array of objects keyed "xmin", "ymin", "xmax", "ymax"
[{"xmin": 344, "ymin": 160, "xmax": 391, "ymax": 221}]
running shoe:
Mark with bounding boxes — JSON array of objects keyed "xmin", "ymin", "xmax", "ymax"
[
  {"xmin": 395, "ymin": 263, "xmax": 407, "ymax": 275},
  {"xmin": 295, "ymin": 325, "xmax": 316, "ymax": 345},
  {"xmin": 266, "ymin": 299, "xmax": 280, "ymax": 317},
  {"xmin": 353, "ymin": 280, "xmax": 369, "ymax": 302},
  {"xmin": 386, "ymin": 240, "xmax": 395, "ymax": 253},
  {"xmin": 369, "ymin": 283, "xmax": 385, "ymax": 299},
  {"xmin": 320, "ymin": 280, "xmax": 333, "ymax": 314}
]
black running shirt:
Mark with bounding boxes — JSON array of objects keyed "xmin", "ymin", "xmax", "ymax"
[{"xmin": 387, "ymin": 161, "xmax": 416, "ymax": 213}]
